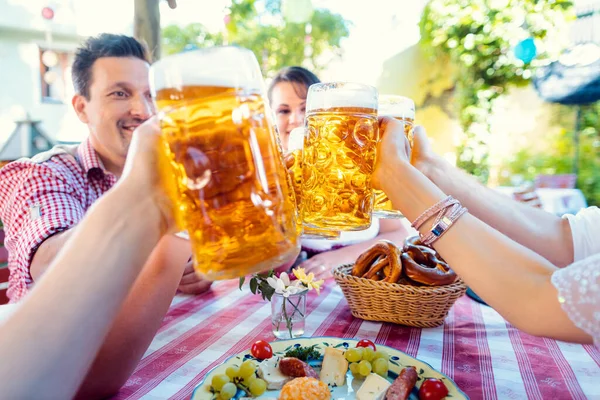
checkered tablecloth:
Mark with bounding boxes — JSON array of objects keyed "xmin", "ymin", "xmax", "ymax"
[{"xmin": 113, "ymin": 280, "xmax": 600, "ymax": 400}]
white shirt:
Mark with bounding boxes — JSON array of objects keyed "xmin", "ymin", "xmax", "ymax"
[
  {"xmin": 552, "ymin": 207, "xmax": 600, "ymax": 347},
  {"xmin": 563, "ymin": 206, "xmax": 600, "ymax": 261},
  {"xmin": 301, "ymin": 218, "xmax": 380, "ymax": 252}
]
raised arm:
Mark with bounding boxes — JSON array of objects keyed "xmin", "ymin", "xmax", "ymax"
[
  {"xmin": 412, "ymin": 127, "xmax": 574, "ymax": 267},
  {"xmin": 0, "ymin": 118, "xmax": 182, "ymax": 399},
  {"xmin": 373, "ymin": 118, "xmax": 592, "ymax": 344}
]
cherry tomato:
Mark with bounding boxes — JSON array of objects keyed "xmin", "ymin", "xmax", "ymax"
[
  {"xmin": 251, "ymin": 340, "xmax": 273, "ymax": 360},
  {"xmin": 419, "ymin": 378, "xmax": 449, "ymax": 400},
  {"xmin": 355, "ymin": 339, "xmax": 376, "ymax": 351}
]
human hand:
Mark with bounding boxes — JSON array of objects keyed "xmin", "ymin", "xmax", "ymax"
[
  {"xmin": 119, "ymin": 116, "xmax": 176, "ymax": 234},
  {"xmin": 373, "ymin": 119, "xmax": 435, "ymax": 189},
  {"xmin": 178, "ymin": 261, "xmax": 213, "ymax": 295},
  {"xmin": 297, "ymin": 252, "xmax": 340, "ymax": 280}
]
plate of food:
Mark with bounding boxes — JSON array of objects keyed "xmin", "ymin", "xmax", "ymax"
[{"xmin": 191, "ymin": 336, "xmax": 468, "ymax": 400}]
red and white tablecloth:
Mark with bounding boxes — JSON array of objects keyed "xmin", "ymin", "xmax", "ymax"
[{"xmin": 113, "ymin": 280, "xmax": 600, "ymax": 400}]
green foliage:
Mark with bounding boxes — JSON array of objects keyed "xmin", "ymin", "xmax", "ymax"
[
  {"xmin": 162, "ymin": 0, "xmax": 349, "ymax": 76},
  {"xmin": 499, "ymin": 103, "xmax": 600, "ymax": 206},
  {"xmin": 284, "ymin": 344, "xmax": 320, "ymax": 361},
  {"xmin": 420, "ymin": 0, "xmax": 573, "ymax": 182},
  {"xmin": 239, "ymin": 270, "xmax": 276, "ymax": 301}
]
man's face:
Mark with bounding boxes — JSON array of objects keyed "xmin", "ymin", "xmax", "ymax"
[{"xmin": 73, "ymin": 56, "xmax": 155, "ymax": 172}]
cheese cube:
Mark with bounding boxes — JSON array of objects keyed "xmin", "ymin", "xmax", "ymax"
[
  {"xmin": 257, "ymin": 357, "xmax": 292, "ymax": 390},
  {"xmin": 319, "ymin": 347, "xmax": 348, "ymax": 387},
  {"xmin": 356, "ymin": 373, "xmax": 391, "ymax": 400}
]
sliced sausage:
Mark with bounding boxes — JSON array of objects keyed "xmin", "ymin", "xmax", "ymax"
[
  {"xmin": 278, "ymin": 357, "xmax": 319, "ymax": 379},
  {"xmin": 385, "ymin": 366, "xmax": 418, "ymax": 400}
]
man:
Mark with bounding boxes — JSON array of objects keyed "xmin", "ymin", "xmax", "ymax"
[{"xmin": 0, "ymin": 34, "xmax": 210, "ymax": 397}]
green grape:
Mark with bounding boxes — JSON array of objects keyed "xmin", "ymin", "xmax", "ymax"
[
  {"xmin": 362, "ymin": 347, "xmax": 375, "ymax": 362},
  {"xmin": 225, "ymin": 366, "xmax": 239, "ymax": 380},
  {"xmin": 219, "ymin": 382, "xmax": 237, "ymax": 399},
  {"xmin": 349, "ymin": 362, "xmax": 360, "ymax": 374},
  {"xmin": 372, "ymin": 358, "xmax": 389, "ymax": 377},
  {"xmin": 239, "ymin": 360, "xmax": 257, "ymax": 379},
  {"xmin": 211, "ymin": 374, "xmax": 230, "ymax": 391},
  {"xmin": 373, "ymin": 351, "xmax": 389, "ymax": 361},
  {"xmin": 249, "ymin": 378, "xmax": 267, "ymax": 396},
  {"xmin": 241, "ymin": 374, "xmax": 256, "ymax": 387},
  {"xmin": 345, "ymin": 348, "xmax": 362, "ymax": 363},
  {"xmin": 358, "ymin": 360, "xmax": 372, "ymax": 376},
  {"xmin": 354, "ymin": 347, "xmax": 364, "ymax": 359}
]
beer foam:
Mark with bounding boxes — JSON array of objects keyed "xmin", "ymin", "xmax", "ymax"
[
  {"xmin": 378, "ymin": 95, "xmax": 415, "ymax": 120},
  {"xmin": 288, "ymin": 127, "xmax": 305, "ymax": 152},
  {"xmin": 150, "ymin": 47, "xmax": 263, "ymax": 93},
  {"xmin": 381, "ymin": 109, "xmax": 416, "ymax": 120},
  {"xmin": 306, "ymin": 82, "xmax": 378, "ymax": 112}
]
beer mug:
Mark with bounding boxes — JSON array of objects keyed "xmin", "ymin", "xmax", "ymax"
[
  {"xmin": 287, "ymin": 127, "xmax": 340, "ymax": 240},
  {"xmin": 302, "ymin": 82, "xmax": 379, "ymax": 231},
  {"xmin": 151, "ymin": 47, "xmax": 300, "ymax": 280},
  {"xmin": 373, "ymin": 95, "xmax": 415, "ymax": 219}
]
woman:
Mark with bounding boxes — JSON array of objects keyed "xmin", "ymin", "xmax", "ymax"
[
  {"xmin": 268, "ymin": 66, "xmax": 410, "ymax": 279},
  {"xmin": 373, "ymin": 117, "xmax": 598, "ymax": 346}
]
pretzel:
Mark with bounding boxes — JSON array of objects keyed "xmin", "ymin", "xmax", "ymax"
[
  {"xmin": 351, "ymin": 240, "xmax": 402, "ymax": 282},
  {"xmin": 401, "ymin": 236, "xmax": 457, "ymax": 286}
]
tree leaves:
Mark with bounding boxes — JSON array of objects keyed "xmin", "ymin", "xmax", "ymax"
[
  {"xmin": 420, "ymin": 0, "xmax": 574, "ymax": 182},
  {"xmin": 161, "ymin": 0, "xmax": 349, "ymax": 76}
]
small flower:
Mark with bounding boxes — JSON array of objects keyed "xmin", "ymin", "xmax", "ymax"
[
  {"xmin": 293, "ymin": 268, "xmax": 324, "ymax": 294},
  {"xmin": 267, "ymin": 272, "xmax": 304, "ymax": 298}
]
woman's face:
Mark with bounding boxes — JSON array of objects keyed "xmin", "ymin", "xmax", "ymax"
[{"xmin": 270, "ymin": 81, "xmax": 308, "ymax": 152}]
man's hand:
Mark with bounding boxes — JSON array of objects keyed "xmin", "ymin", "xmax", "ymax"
[{"xmin": 178, "ymin": 261, "xmax": 213, "ymax": 295}]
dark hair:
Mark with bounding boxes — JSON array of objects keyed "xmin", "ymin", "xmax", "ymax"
[
  {"xmin": 268, "ymin": 66, "xmax": 321, "ymax": 102},
  {"xmin": 72, "ymin": 33, "xmax": 149, "ymax": 99}
]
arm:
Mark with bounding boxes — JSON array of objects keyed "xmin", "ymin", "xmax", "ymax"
[
  {"xmin": 412, "ymin": 127, "xmax": 574, "ymax": 267},
  {"xmin": 75, "ymin": 234, "xmax": 189, "ymax": 398},
  {"xmin": 23, "ymin": 194, "xmax": 189, "ymax": 399},
  {"xmin": 374, "ymin": 119, "xmax": 592, "ymax": 344},
  {"xmin": 0, "ymin": 179, "xmax": 166, "ymax": 399}
]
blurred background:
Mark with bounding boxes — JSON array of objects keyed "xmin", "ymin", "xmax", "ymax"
[{"xmin": 0, "ymin": 0, "xmax": 599, "ymax": 209}]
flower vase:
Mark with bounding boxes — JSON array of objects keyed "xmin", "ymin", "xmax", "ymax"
[{"xmin": 271, "ymin": 290, "xmax": 307, "ymax": 339}]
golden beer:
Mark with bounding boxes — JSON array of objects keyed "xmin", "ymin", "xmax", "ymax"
[
  {"xmin": 373, "ymin": 95, "xmax": 415, "ymax": 219},
  {"xmin": 287, "ymin": 129, "xmax": 340, "ymax": 240},
  {"xmin": 151, "ymin": 48, "xmax": 299, "ymax": 279},
  {"xmin": 302, "ymin": 82, "xmax": 379, "ymax": 231}
]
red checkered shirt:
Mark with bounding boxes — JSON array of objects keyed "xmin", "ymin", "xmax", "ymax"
[{"xmin": 0, "ymin": 138, "xmax": 117, "ymax": 302}]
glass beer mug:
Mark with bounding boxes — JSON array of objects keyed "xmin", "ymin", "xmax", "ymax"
[
  {"xmin": 373, "ymin": 95, "xmax": 415, "ymax": 219},
  {"xmin": 287, "ymin": 127, "xmax": 340, "ymax": 240},
  {"xmin": 301, "ymin": 82, "xmax": 379, "ymax": 231},
  {"xmin": 150, "ymin": 47, "xmax": 300, "ymax": 280}
]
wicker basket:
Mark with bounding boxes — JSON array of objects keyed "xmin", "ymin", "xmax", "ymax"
[{"xmin": 333, "ymin": 264, "xmax": 467, "ymax": 328}]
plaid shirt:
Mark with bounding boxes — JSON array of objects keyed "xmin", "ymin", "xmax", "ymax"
[{"xmin": 0, "ymin": 138, "xmax": 116, "ymax": 302}]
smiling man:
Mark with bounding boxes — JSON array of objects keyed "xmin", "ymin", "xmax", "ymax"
[{"xmin": 0, "ymin": 34, "xmax": 210, "ymax": 397}]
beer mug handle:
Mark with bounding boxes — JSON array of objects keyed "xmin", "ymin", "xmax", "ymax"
[{"xmin": 159, "ymin": 110, "xmax": 212, "ymax": 191}]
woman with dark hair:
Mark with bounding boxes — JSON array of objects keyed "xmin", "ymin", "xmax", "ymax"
[
  {"xmin": 268, "ymin": 66, "xmax": 321, "ymax": 152},
  {"xmin": 268, "ymin": 66, "xmax": 410, "ymax": 280}
]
